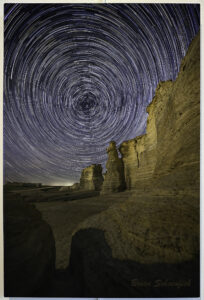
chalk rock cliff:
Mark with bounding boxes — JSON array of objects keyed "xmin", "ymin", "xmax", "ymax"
[
  {"xmin": 101, "ymin": 141, "xmax": 126, "ymax": 194},
  {"xmin": 80, "ymin": 164, "xmax": 104, "ymax": 191},
  {"xmin": 69, "ymin": 32, "xmax": 200, "ymax": 297},
  {"xmin": 119, "ymin": 31, "xmax": 200, "ymax": 195}
]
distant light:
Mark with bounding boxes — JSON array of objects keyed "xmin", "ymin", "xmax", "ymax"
[{"xmin": 50, "ymin": 182, "xmax": 75, "ymax": 186}]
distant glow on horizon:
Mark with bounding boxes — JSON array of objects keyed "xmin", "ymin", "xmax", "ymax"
[
  {"xmin": 50, "ymin": 182, "xmax": 75, "ymax": 187},
  {"xmin": 4, "ymin": 4, "xmax": 200, "ymax": 184}
]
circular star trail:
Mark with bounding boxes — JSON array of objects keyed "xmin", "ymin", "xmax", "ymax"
[{"xmin": 4, "ymin": 4, "xmax": 200, "ymax": 185}]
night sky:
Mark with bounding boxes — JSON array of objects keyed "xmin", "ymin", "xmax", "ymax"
[{"xmin": 4, "ymin": 4, "xmax": 200, "ymax": 186}]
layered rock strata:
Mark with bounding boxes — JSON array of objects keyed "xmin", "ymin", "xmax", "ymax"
[
  {"xmin": 100, "ymin": 141, "xmax": 126, "ymax": 194},
  {"xmin": 119, "ymin": 32, "xmax": 200, "ymax": 194},
  {"xmin": 80, "ymin": 164, "xmax": 104, "ymax": 191}
]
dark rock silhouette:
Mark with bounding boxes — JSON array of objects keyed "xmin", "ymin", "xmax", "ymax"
[{"xmin": 4, "ymin": 195, "xmax": 56, "ymax": 296}]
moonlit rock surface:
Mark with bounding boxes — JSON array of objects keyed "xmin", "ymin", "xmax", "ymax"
[
  {"xmin": 80, "ymin": 164, "xmax": 103, "ymax": 191},
  {"xmin": 101, "ymin": 141, "xmax": 126, "ymax": 194},
  {"xmin": 120, "ymin": 31, "xmax": 200, "ymax": 195}
]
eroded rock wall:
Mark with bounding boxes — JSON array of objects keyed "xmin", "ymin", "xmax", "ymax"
[
  {"xmin": 101, "ymin": 141, "xmax": 126, "ymax": 194},
  {"xmin": 119, "ymin": 32, "xmax": 200, "ymax": 195},
  {"xmin": 80, "ymin": 164, "xmax": 104, "ymax": 191}
]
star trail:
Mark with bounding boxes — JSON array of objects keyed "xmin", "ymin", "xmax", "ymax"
[{"xmin": 4, "ymin": 4, "xmax": 200, "ymax": 185}]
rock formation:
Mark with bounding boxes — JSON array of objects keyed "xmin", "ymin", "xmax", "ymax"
[
  {"xmin": 69, "ymin": 32, "xmax": 200, "ymax": 297},
  {"xmin": 59, "ymin": 182, "xmax": 80, "ymax": 192},
  {"xmin": 70, "ymin": 182, "xmax": 80, "ymax": 191},
  {"xmin": 80, "ymin": 164, "xmax": 104, "ymax": 191},
  {"xmin": 4, "ymin": 195, "xmax": 56, "ymax": 296},
  {"xmin": 100, "ymin": 141, "xmax": 126, "ymax": 194},
  {"xmin": 119, "ymin": 32, "xmax": 200, "ymax": 195}
]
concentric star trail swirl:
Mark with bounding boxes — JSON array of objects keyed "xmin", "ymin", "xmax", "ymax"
[{"xmin": 4, "ymin": 4, "xmax": 200, "ymax": 185}]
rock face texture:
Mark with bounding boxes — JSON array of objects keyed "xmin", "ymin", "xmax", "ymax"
[
  {"xmin": 119, "ymin": 32, "xmax": 200, "ymax": 195},
  {"xmin": 73, "ymin": 196, "xmax": 199, "ymax": 266},
  {"xmin": 4, "ymin": 196, "xmax": 56, "ymax": 296},
  {"xmin": 101, "ymin": 141, "xmax": 126, "ymax": 194},
  {"xmin": 80, "ymin": 164, "xmax": 104, "ymax": 191},
  {"xmin": 69, "ymin": 222, "xmax": 199, "ymax": 297},
  {"xmin": 69, "ymin": 32, "xmax": 200, "ymax": 297}
]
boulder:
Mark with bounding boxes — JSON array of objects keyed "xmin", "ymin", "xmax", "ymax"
[
  {"xmin": 80, "ymin": 164, "xmax": 103, "ymax": 191},
  {"xmin": 4, "ymin": 196, "xmax": 56, "ymax": 296},
  {"xmin": 100, "ymin": 141, "xmax": 126, "ymax": 194}
]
